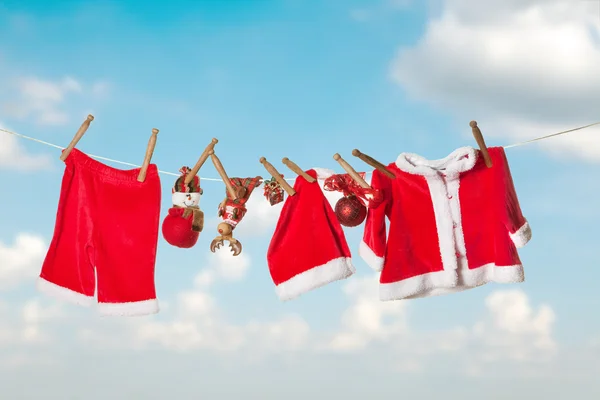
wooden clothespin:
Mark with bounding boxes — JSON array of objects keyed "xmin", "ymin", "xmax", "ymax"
[
  {"xmin": 470, "ymin": 121, "xmax": 492, "ymax": 168},
  {"xmin": 281, "ymin": 157, "xmax": 316, "ymax": 183},
  {"xmin": 333, "ymin": 153, "xmax": 371, "ymax": 188},
  {"xmin": 351, "ymin": 149, "xmax": 395, "ymax": 179},
  {"xmin": 137, "ymin": 128, "xmax": 159, "ymax": 182},
  {"xmin": 259, "ymin": 157, "xmax": 296, "ymax": 196},
  {"xmin": 184, "ymin": 138, "xmax": 219, "ymax": 185},
  {"xmin": 208, "ymin": 150, "xmax": 238, "ymax": 199},
  {"xmin": 60, "ymin": 114, "xmax": 94, "ymax": 161}
]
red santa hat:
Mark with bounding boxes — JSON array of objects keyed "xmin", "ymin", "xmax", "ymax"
[{"xmin": 267, "ymin": 168, "xmax": 355, "ymax": 301}]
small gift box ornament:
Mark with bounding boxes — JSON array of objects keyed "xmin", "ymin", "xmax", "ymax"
[{"xmin": 263, "ymin": 176, "xmax": 285, "ymax": 206}]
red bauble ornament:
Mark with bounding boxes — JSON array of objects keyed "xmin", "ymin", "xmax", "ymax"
[
  {"xmin": 334, "ymin": 195, "xmax": 367, "ymax": 227},
  {"xmin": 162, "ymin": 209, "xmax": 200, "ymax": 248}
]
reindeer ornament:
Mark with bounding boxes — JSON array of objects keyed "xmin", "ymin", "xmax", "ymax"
[
  {"xmin": 211, "ymin": 177, "xmax": 261, "ymax": 255},
  {"xmin": 208, "ymin": 149, "xmax": 261, "ymax": 256}
]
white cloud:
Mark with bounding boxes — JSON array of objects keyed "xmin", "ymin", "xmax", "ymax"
[
  {"xmin": 1, "ymin": 75, "xmax": 110, "ymax": 126},
  {"xmin": 126, "ymin": 287, "xmax": 311, "ymax": 353},
  {"xmin": 0, "ymin": 233, "xmax": 47, "ymax": 290},
  {"xmin": 328, "ymin": 274, "xmax": 409, "ymax": 351},
  {"xmin": 4, "ymin": 76, "xmax": 82, "ymax": 125},
  {"xmin": 20, "ymin": 299, "xmax": 64, "ymax": 344},
  {"xmin": 76, "ymin": 249, "xmax": 311, "ymax": 354},
  {"xmin": 0, "ymin": 298, "xmax": 64, "ymax": 348},
  {"xmin": 0, "ymin": 232, "xmax": 559, "ymax": 376},
  {"xmin": 193, "ymin": 249, "xmax": 251, "ymax": 288},
  {"xmin": 324, "ymin": 275, "xmax": 556, "ymax": 373},
  {"xmin": 472, "ymin": 289, "xmax": 556, "ymax": 362},
  {"xmin": 390, "ymin": 0, "xmax": 600, "ymax": 161},
  {"xmin": 229, "ymin": 190, "xmax": 284, "ymax": 238},
  {"xmin": 0, "ymin": 121, "xmax": 52, "ymax": 170}
]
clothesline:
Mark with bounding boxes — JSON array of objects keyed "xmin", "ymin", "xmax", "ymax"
[{"xmin": 1, "ymin": 122, "xmax": 599, "ymax": 182}]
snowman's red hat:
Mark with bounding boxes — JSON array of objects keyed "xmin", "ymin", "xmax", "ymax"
[{"xmin": 172, "ymin": 166, "xmax": 202, "ymax": 194}]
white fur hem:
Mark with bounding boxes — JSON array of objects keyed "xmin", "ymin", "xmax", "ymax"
[
  {"xmin": 276, "ymin": 257, "xmax": 355, "ymax": 301},
  {"xmin": 510, "ymin": 221, "xmax": 532, "ymax": 248},
  {"xmin": 358, "ymin": 240, "xmax": 384, "ymax": 272},
  {"xmin": 98, "ymin": 299, "xmax": 159, "ymax": 316},
  {"xmin": 379, "ymin": 263, "xmax": 525, "ymax": 301},
  {"xmin": 311, "ymin": 168, "xmax": 335, "ymax": 179},
  {"xmin": 36, "ymin": 277, "xmax": 94, "ymax": 306}
]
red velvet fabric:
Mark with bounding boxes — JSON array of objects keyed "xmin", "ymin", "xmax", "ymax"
[
  {"xmin": 361, "ymin": 146, "xmax": 531, "ymax": 300},
  {"xmin": 162, "ymin": 207, "xmax": 199, "ymax": 248},
  {"xmin": 39, "ymin": 149, "xmax": 161, "ymax": 308},
  {"xmin": 267, "ymin": 169, "xmax": 353, "ymax": 297}
]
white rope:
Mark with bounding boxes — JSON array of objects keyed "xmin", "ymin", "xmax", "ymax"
[
  {"xmin": 503, "ymin": 122, "xmax": 600, "ymax": 149},
  {"xmin": 0, "ymin": 128, "xmax": 238, "ymax": 181},
  {"xmin": 2, "ymin": 121, "xmax": 599, "ymax": 182}
]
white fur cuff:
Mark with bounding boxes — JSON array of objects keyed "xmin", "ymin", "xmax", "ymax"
[
  {"xmin": 275, "ymin": 257, "xmax": 355, "ymax": 301},
  {"xmin": 358, "ymin": 241, "xmax": 384, "ymax": 272},
  {"xmin": 98, "ymin": 299, "xmax": 159, "ymax": 316},
  {"xmin": 510, "ymin": 220, "xmax": 532, "ymax": 248},
  {"xmin": 36, "ymin": 277, "xmax": 94, "ymax": 306}
]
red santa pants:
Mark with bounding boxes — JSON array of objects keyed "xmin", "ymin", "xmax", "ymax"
[{"xmin": 37, "ymin": 149, "xmax": 162, "ymax": 316}]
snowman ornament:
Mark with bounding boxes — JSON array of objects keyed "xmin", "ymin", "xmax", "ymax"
[{"xmin": 161, "ymin": 166, "xmax": 205, "ymax": 248}]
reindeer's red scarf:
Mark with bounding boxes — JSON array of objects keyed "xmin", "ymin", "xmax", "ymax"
[{"xmin": 218, "ymin": 177, "xmax": 262, "ymax": 227}]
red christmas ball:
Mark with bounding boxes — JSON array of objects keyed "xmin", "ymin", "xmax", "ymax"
[
  {"xmin": 335, "ymin": 195, "xmax": 367, "ymax": 227},
  {"xmin": 162, "ymin": 212, "xmax": 199, "ymax": 248}
]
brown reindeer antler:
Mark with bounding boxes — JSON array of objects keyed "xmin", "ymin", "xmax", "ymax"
[{"xmin": 210, "ymin": 222, "xmax": 242, "ymax": 256}]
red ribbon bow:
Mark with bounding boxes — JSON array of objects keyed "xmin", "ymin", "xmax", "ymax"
[{"xmin": 323, "ymin": 173, "xmax": 383, "ymax": 207}]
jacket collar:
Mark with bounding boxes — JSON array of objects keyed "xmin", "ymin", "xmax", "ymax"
[{"xmin": 394, "ymin": 146, "xmax": 478, "ymax": 177}]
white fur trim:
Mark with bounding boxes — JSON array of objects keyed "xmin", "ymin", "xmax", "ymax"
[
  {"xmin": 381, "ymin": 270, "xmax": 458, "ymax": 300},
  {"xmin": 510, "ymin": 220, "xmax": 532, "ymax": 248},
  {"xmin": 423, "ymin": 174, "xmax": 458, "ymax": 272},
  {"xmin": 446, "ymin": 176, "xmax": 468, "ymax": 271},
  {"xmin": 395, "ymin": 147, "xmax": 477, "ymax": 177},
  {"xmin": 275, "ymin": 257, "xmax": 355, "ymax": 301},
  {"xmin": 311, "ymin": 168, "xmax": 336, "ymax": 179},
  {"xmin": 98, "ymin": 299, "xmax": 159, "ymax": 316},
  {"xmin": 36, "ymin": 277, "xmax": 94, "ymax": 306},
  {"xmin": 380, "ymin": 263, "xmax": 525, "ymax": 301},
  {"xmin": 358, "ymin": 240, "xmax": 384, "ymax": 272},
  {"xmin": 460, "ymin": 262, "xmax": 525, "ymax": 287},
  {"xmin": 172, "ymin": 192, "xmax": 201, "ymax": 207},
  {"xmin": 398, "ymin": 148, "xmax": 475, "ymax": 274}
]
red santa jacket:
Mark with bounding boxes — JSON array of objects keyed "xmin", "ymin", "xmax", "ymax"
[{"xmin": 359, "ymin": 146, "xmax": 531, "ymax": 301}]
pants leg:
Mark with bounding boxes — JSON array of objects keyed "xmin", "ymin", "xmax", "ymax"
[
  {"xmin": 37, "ymin": 151, "xmax": 96, "ymax": 306},
  {"xmin": 94, "ymin": 165, "xmax": 162, "ymax": 316}
]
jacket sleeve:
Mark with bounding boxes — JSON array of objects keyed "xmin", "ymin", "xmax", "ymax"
[
  {"xmin": 359, "ymin": 169, "xmax": 391, "ymax": 271},
  {"xmin": 495, "ymin": 147, "xmax": 532, "ymax": 248}
]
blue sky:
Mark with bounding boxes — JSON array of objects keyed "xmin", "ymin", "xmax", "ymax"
[{"xmin": 1, "ymin": 0, "xmax": 600, "ymax": 398}]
